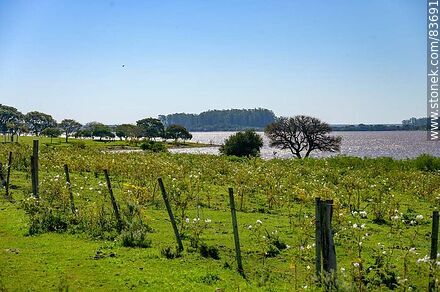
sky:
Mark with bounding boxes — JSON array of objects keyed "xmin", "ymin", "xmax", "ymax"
[{"xmin": 0, "ymin": 0, "xmax": 425, "ymax": 124}]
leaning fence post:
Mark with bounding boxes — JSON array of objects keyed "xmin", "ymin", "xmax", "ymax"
[
  {"xmin": 315, "ymin": 197, "xmax": 322, "ymax": 282},
  {"xmin": 64, "ymin": 164, "xmax": 76, "ymax": 214},
  {"xmin": 5, "ymin": 151, "xmax": 12, "ymax": 198},
  {"xmin": 228, "ymin": 187, "xmax": 244, "ymax": 277},
  {"xmin": 0, "ymin": 162, "xmax": 5, "ymax": 188},
  {"xmin": 158, "ymin": 177, "xmax": 184, "ymax": 252},
  {"xmin": 429, "ymin": 210, "xmax": 439, "ymax": 291},
  {"xmin": 32, "ymin": 140, "xmax": 39, "ymax": 197},
  {"xmin": 103, "ymin": 169, "xmax": 123, "ymax": 233}
]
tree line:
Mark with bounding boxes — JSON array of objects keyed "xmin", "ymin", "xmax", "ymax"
[
  {"xmin": 159, "ymin": 108, "xmax": 276, "ymax": 131},
  {"xmin": 0, "ymin": 104, "xmax": 192, "ymax": 143}
]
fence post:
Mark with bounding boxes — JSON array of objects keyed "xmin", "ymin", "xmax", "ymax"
[
  {"xmin": 157, "ymin": 177, "xmax": 184, "ymax": 252},
  {"xmin": 315, "ymin": 197, "xmax": 322, "ymax": 282},
  {"xmin": 228, "ymin": 187, "xmax": 244, "ymax": 277},
  {"xmin": 103, "ymin": 169, "xmax": 123, "ymax": 233},
  {"xmin": 64, "ymin": 164, "xmax": 76, "ymax": 214},
  {"xmin": 32, "ymin": 140, "xmax": 39, "ymax": 198},
  {"xmin": 5, "ymin": 152, "xmax": 12, "ymax": 198},
  {"xmin": 30, "ymin": 156, "xmax": 38, "ymax": 198},
  {"xmin": 321, "ymin": 200, "xmax": 337, "ymax": 288},
  {"xmin": 429, "ymin": 210, "xmax": 439, "ymax": 291},
  {"xmin": 0, "ymin": 163, "xmax": 5, "ymax": 188}
]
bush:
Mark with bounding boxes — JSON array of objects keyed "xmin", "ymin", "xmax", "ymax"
[
  {"xmin": 161, "ymin": 245, "xmax": 181, "ymax": 259},
  {"xmin": 139, "ymin": 140, "xmax": 168, "ymax": 153},
  {"xmin": 199, "ymin": 243, "xmax": 220, "ymax": 260},
  {"xmin": 413, "ymin": 154, "xmax": 440, "ymax": 171},
  {"xmin": 219, "ymin": 130, "xmax": 263, "ymax": 157}
]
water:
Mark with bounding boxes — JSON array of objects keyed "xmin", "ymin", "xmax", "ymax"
[{"xmin": 169, "ymin": 131, "xmax": 440, "ymax": 159}]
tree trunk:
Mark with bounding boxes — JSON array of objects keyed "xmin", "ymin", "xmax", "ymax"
[{"xmin": 65, "ymin": 133, "xmax": 68, "ymax": 143}]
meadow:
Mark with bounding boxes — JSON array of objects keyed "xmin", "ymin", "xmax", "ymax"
[{"xmin": 1, "ymin": 139, "xmax": 440, "ymax": 291}]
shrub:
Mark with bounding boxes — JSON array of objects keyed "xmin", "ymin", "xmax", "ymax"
[
  {"xmin": 199, "ymin": 243, "xmax": 220, "ymax": 260},
  {"xmin": 160, "ymin": 245, "xmax": 181, "ymax": 259},
  {"xmin": 413, "ymin": 154, "xmax": 440, "ymax": 171},
  {"xmin": 139, "ymin": 140, "xmax": 168, "ymax": 153},
  {"xmin": 219, "ymin": 130, "xmax": 263, "ymax": 157}
]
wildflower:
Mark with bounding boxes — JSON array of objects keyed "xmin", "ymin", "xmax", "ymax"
[
  {"xmin": 416, "ymin": 215, "xmax": 424, "ymax": 221},
  {"xmin": 185, "ymin": 218, "xmax": 190, "ymax": 223},
  {"xmin": 286, "ymin": 244, "xmax": 291, "ymax": 249},
  {"xmin": 359, "ymin": 211, "xmax": 367, "ymax": 218},
  {"xmin": 341, "ymin": 267, "xmax": 346, "ymax": 272},
  {"xmin": 352, "ymin": 211, "xmax": 358, "ymax": 216},
  {"xmin": 360, "ymin": 224, "xmax": 366, "ymax": 229},
  {"xmin": 205, "ymin": 219, "xmax": 211, "ymax": 223},
  {"xmin": 256, "ymin": 219, "xmax": 263, "ymax": 224},
  {"xmin": 247, "ymin": 225, "xmax": 252, "ymax": 229},
  {"xmin": 391, "ymin": 215, "xmax": 399, "ymax": 221},
  {"xmin": 306, "ymin": 265, "xmax": 311, "ymax": 270},
  {"xmin": 409, "ymin": 248, "xmax": 416, "ymax": 253},
  {"xmin": 353, "ymin": 262, "xmax": 360, "ymax": 268},
  {"xmin": 352, "ymin": 223, "xmax": 358, "ymax": 229}
]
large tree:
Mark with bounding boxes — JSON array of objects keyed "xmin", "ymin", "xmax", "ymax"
[
  {"xmin": 86, "ymin": 122, "xmax": 114, "ymax": 140},
  {"xmin": 60, "ymin": 119, "xmax": 82, "ymax": 143},
  {"xmin": 0, "ymin": 104, "xmax": 24, "ymax": 142},
  {"xmin": 25, "ymin": 111, "xmax": 57, "ymax": 136},
  {"xmin": 136, "ymin": 118, "xmax": 165, "ymax": 139},
  {"xmin": 165, "ymin": 124, "xmax": 192, "ymax": 143},
  {"xmin": 41, "ymin": 127, "xmax": 62, "ymax": 143},
  {"xmin": 115, "ymin": 124, "xmax": 141, "ymax": 140},
  {"xmin": 265, "ymin": 115, "xmax": 341, "ymax": 158}
]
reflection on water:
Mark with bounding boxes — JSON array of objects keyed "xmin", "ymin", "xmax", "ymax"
[{"xmin": 169, "ymin": 131, "xmax": 440, "ymax": 159}]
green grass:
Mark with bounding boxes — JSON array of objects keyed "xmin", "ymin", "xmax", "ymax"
[
  {"xmin": 1, "ymin": 135, "xmax": 210, "ymax": 150},
  {"xmin": 0, "ymin": 142, "xmax": 440, "ymax": 290}
]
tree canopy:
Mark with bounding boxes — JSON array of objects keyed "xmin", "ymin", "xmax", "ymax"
[
  {"xmin": 165, "ymin": 124, "xmax": 192, "ymax": 142},
  {"xmin": 265, "ymin": 115, "xmax": 341, "ymax": 158},
  {"xmin": 219, "ymin": 130, "xmax": 263, "ymax": 157},
  {"xmin": 25, "ymin": 111, "xmax": 57, "ymax": 136},
  {"xmin": 60, "ymin": 119, "xmax": 82, "ymax": 143},
  {"xmin": 136, "ymin": 118, "xmax": 165, "ymax": 139}
]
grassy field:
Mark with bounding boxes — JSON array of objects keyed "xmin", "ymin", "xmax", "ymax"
[
  {"xmin": 0, "ymin": 139, "xmax": 440, "ymax": 291},
  {"xmin": 2, "ymin": 135, "xmax": 211, "ymax": 150}
]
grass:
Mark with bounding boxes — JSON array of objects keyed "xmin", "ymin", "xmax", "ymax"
[
  {"xmin": 0, "ymin": 140, "xmax": 440, "ymax": 290},
  {"xmin": 2, "ymin": 135, "xmax": 211, "ymax": 150}
]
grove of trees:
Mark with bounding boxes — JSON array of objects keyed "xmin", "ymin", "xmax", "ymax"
[
  {"xmin": 0, "ymin": 104, "xmax": 194, "ymax": 143},
  {"xmin": 159, "ymin": 108, "xmax": 276, "ymax": 131}
]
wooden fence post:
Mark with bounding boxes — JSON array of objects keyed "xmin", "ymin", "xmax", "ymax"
[
  {"xmin": 429, "ymin": 210, "xmax": 439, "ymax": 291},
  {"xmin": 103, "ymin": 169, "xmax": 123, "ymax": 233},
  {"xmin": 228, "ymin": 187, "xmax": 244, "ymax": 277},
  {"xmin": 32, "ymin": 140, "xmax": 39, "ymax": 198},
  {"xmin": 315, "ymin": 197, "xmax": 322, "ymax": 281},
  {"xmin": 5, "ymin": 152, "xmax": 12, "ymax": 198},
  {"xmin": 30, "ymin": 156, "xmax": 38, "ymax": 198},
  {"xmin": 321, "ymin": 200, "xmax": 337, "ymax": 288},
  {"xmin": 0, "ymin": 163, "xmax": 5, "ymax": 188},
  {"xmin": 64, "ymin": 164, "xmax": 76, "ymax": 214},
  {"xmin": 157, "ymin": 177, "xmax": 184, "ymax": 252}
]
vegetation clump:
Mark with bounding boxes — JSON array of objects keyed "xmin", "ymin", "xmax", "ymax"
[{"xmin": 219, "ymin": 129, "xmax": 263, "ymax": 157}]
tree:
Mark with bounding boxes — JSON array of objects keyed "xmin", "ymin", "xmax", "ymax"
[
  {"xmin": 0, "ymin": 104, "xmax": 24, "ymax": 142},
  {"xmin": 25, "ymin": 111, "xmax": 57, "ymax": 136},
  {"xmin": 41, "ymin": 127, "xmax": 62, "ymax": 143},
  {"xmin": 265, "ymin": 115, "xmax": 342, "ymax": 158},
  {"xmin": 88, "ymin": 123, "xmax": 114, "ymax": 140},
  {"xmin": 136, "ymin": 118, "xmax": 165, "ymax": 139},
  {"xmin": 219, "ymin": 130, "xmax": 263, "ymax": 157},
  {"xmin": 165, "ymin": 124, "xmax": 192, "ymax": 143},
  {"xmin": 60, "ymin": 119, "xmax": 82, "ymax": 143},
  {"xmin": 115, "ymin": 124, "xmax": 141, "ymax": 140}
]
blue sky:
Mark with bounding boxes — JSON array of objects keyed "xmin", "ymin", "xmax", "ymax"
[{"xmin": 0, "ymin": 0, "xmax": 425, "ymax": 124}]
